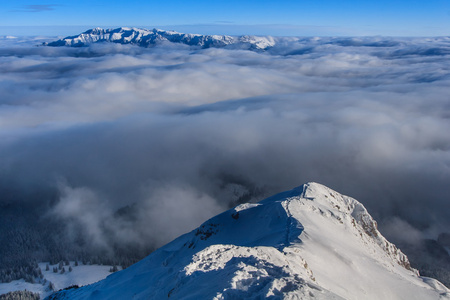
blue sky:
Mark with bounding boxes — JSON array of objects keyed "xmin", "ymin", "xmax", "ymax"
[{"xmin": 1, "ymin": 0, "xmax": 449, "ymax": 36}]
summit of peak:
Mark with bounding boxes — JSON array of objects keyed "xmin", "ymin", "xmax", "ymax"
[{"xmin": 46, "ymin": 183, "xmax": 449, "ymax": 300}]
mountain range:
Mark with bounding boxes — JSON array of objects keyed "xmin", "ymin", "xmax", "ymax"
[
  {"xmin": 45, "ymin": 27, "xmax": 276, "ymax": 50},
  {"xmin": 46, "ymin": 183, "xmax": 449, "ymax": 300}
]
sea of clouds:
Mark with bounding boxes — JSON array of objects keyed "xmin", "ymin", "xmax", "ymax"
[{"xmin": 0, "ymin": 34, "xmax": 449, "ymax": 250}]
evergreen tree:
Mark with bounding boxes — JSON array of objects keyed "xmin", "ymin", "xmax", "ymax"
[
  {"xmin": 109, "ymin": 265, "xmax": 119, "ymax": 273},
  {"xmin": 0, "ymin": 290, "xmax": 40, "ymax": 300}
]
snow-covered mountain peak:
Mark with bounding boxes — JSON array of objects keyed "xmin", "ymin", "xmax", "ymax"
[
  {"xmin": 46, "ymin": 183, "xmax": 449, "ymax": 300},
  {"xmin": 268, "ymin": 182, "xmax": 415, "ymax": 271},
  {"xmin": 44, "ymin": 27, "xmax": 275, "ymax": 50}
]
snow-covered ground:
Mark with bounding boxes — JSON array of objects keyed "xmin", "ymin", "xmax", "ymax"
[
  {"xmin": 0, "ymin": 279, "xmax": 47, "ymax": 297},
  {"xmin": 46, "ymin": 183, "xmax": 450, "ymax": 300},
  {"xmin": 0, "ymin": 262, "xmax": 115, "ymax": 299}
]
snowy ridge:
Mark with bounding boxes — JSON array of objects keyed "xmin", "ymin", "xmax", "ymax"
[
  {"xmin": 46, "ymin": 183, "xmax": 449, "ymax": 300},
  {"xmin": 299, "ymin": 183, "xmax": 415, "ymax": 272},
  {"xmin": 45, "ymin": 27, "xmax": 276, "ymax": 50}
]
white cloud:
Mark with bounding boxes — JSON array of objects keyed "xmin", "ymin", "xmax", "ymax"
[{"xmin": 0, "ymin": 36, "xmax": 449, "ymax": 250}]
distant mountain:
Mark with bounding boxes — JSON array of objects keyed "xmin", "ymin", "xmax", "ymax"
[
  {"xmin": 45, "ymin": 27, "xmax": 276, "ymax": 50},
  {"xmin": 46, "ymin": 183, "xmax": 449, "ymax": 300}
]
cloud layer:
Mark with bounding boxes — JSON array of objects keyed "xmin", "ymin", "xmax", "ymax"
[
  {"xmin": 11, "ymin": 4, "xmax": 59, "ymax": 13},
  {"xmin": 0, "ymin": 36, "xmax": 449, "ymax": 251}
]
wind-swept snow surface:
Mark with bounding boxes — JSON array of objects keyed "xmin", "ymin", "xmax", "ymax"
[{"xmin": 46, "ymin": 183, "xmax": 449, "ymax": 300}]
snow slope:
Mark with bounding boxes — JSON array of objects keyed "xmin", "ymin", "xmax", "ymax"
[
  {"xmin": 45, "ymin": 27, "xmax": 276, "ymax": 50},
  {"xmin": 0, "ymin": 263, "xmax": 113, "ymax": 299},
  {"xmin": 38, "ymin": 262, "xmax": 116, "ymax": 292},
  {"xmin": 45, "ymin": 183, "xmax": 449, "ymax": 299}
]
